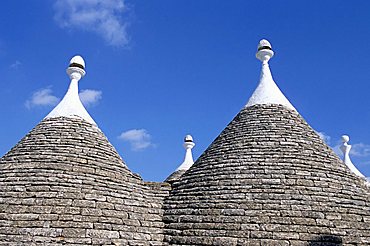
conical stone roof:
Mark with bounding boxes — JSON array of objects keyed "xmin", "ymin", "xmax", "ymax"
[
  {"xmin": 163, "ymin": 41, "xmax": 370, "ymax": 245},
  {"xmin": 1, "ymin": 44, "xmax": 370, "ymax": 246},
  {"xmin": 0, "ymin": 57, "xmax": 170, "ymax": 245}
]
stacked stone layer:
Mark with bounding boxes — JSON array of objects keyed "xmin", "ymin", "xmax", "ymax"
[
  {"xmin": 0, "ymin": 117, "xmax": 170, "ymax": 246},
  {"xmin": 165, "ymin": 170, "xmax": 186, "ymax": 184},
  {"xmin": 163, "ymin": 105, "xmax": 370, "ymax": 245}
]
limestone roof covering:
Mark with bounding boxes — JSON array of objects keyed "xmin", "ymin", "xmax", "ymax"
[
  {"xmin": 1, "ymin": 41, "xmax": 370, "ymax": 246},
  {"xmin": 163, "ymin": 40, "xmax": 370, "ymax": 245},
  {"xmin": 163, "ymin": 104, "xmax": 370, "ymax": 245},
  {"xmin": 0, "ymin": 56, "xmax": 170, "ymax": 245}
]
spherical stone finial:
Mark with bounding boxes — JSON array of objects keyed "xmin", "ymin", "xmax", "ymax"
[
  {"xmin": 257, "ymin": 39, "xmax": 272, "ymax": 50},
  {"xmin": 183, "ymin": 134, "xmax": 195, "ymax": 150},
  {"xmin": 67, "ymin": 55, "xmax": 86, "ymax": 80},
  {"xmin": 184, "ymin": 135, "xmax": 193, "ymax": 143},
  {"xmin": 256, "ymin": 39, "xmax": 274, "ymax": 63},
  {"xmin": 341, "ymin": 135, "xmax": 350, "ymax": 143},
  {"xmin": 69, "ymin": 55, "xmax": 85, "ymax": 70}
]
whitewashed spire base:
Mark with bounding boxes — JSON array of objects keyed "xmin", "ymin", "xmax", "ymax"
[
  {"xmin": 245, "ymin": 39, "xmax": 296, "ymax": 111},
  {"xmin": 45, "ymin": 56, "xmax": 97, "ymax": 126},
  {"xmin": 340, "ymin": 135, "xmax": 365, "ymax": 178},
  {"xmin": 176, "ymin": 135, "xmax": 195, "ymax": 171}
]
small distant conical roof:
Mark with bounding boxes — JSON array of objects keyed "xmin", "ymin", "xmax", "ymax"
[{"xmin": 163, "ymin": 40, "xmax": 370, "ymax": 245}]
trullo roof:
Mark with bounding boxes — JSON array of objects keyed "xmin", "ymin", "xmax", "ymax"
[
  {"xmin": 1, "ymin": 41, "xmax": 369, "ymax": 246},
  {"xmin": 163, "ymin": 40, "xmax": 370, "ymax": 245},
  {"xmin": 0, "ymin": 56, "xmax": 170, "ymax": 245}
]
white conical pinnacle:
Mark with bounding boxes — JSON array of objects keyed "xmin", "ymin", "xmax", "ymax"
[
  {"xmin": 176, "ymin": 135, "xmax": 195, "ymax": 171},
  {"xmin": 340, "ymin": 135, "xmax": 365, "ymax": 178},
  {"xmin": 45, "ymin": 55, "xmax": 96, "ymax": 125},
  {"xmin": 246, "ymin": 39, "xmax": 296, "ymax": 111}
]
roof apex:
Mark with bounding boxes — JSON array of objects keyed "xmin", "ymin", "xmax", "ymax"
[
  {"xmin": 176, "ymin": 135, "xmax": 195, "ymax": 171},
  {"xmin": 45, "ymin": 55, "xmax": 96, "ymax": 125},
  {"xmin": 246, "ymin": 40, "xmax": 296, "ymax": 111}
]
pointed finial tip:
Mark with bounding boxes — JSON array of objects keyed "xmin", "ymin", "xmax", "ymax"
[
  {"xmin": 184, "ymin": 134, "xmax": 193, "ymax": 143},
  {"xmin": 256, "ymin": 39, "xmax": 274, "ymax": 63},
  {"xmin": 69, "ymin": 55, "xmax": 85, "ymax": 70},
  {"xmin": 341, "ymin": 135, "xmax": 350, "ymax": 143}
]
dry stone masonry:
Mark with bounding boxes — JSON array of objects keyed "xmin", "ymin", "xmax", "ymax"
[
  {"xmin": 163, "ymin": 105, "xmax": 370, "ymax": 245},
  {"xmin": 1, "ymin": 40, "xmax": 370, "ymax": 245},
  {"xmin": 0, "ymin": 118, "xmax": 170, "ymax": 245}
]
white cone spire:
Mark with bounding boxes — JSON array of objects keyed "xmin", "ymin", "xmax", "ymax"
[
  {"xmin": 246, "ymin": 39, "xmax": 296, "ymax": 111},
  {"xmin": 340, "ymin": 135, "xmax": 365, "ymax": 178},
  {"xmin": 45, "ymin": 55, "xmax": 96, "ymax": 125},
  {"xmin": 176, "ymin": 135, "xmax": 195, "ymax": 171}
]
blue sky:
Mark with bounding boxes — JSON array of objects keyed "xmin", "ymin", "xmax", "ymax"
[{"xmin": 1, "ymin": 1, "xmax": 370, "ymax": 181}]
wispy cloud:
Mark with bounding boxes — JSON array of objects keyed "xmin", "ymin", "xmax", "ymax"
[
  {"xmin": 350, "ymin": 143, "xmax": 370, "ymax": 157},
  {"xmin": 118, "ymin": 129, "xmax": 154, "ymax": 151},
  {"xmin": 316, "ymin": 131, "xmax": 331, "ymax": 145},
  {"xmin": 54, "ymin": 0, "xmax": 129, "ymax": 47},
  {"xmin": 317, "ymin": 132, "xmax": 370, "ymax": 178},
  {"xmin": 25, "ymin": 88, "xmax": 60, "ymax": 109},
  {"xmin": 317, "ymin": 131, "xmax": 342, "ymax": 156},
  {"xmin": 331, "ymin": 144, "xmax": 342, "ymax": 157},
  {"xmin": 318, "ymin": 132, "xmax": 370, "ymax": 158},
  {"xmin": 79, "ymin": 89, "xmax": 102, "ymax": 107},
  {"xmin": 10, "ymin": 60, "xmax": 22, "ymax": 69}
]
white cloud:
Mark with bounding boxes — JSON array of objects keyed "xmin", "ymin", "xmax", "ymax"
[
  {"xmin": 25, "ymin": 88, "xmax": 60, "ymax": 109},
  {"xmin": 316, "ymin": 131, "xmax": 331, "ymax": 145},
  {"xmin": 10, "ymin": 60, "xmax": 22, "ymax": 69},
  {"xmin": 314, "ymin": 132, "xmax": 370, "ymax": 175},
  {"xmin": 54, "ymin": 0, "xmax": 129, "ymax": 47},
  {"xmin": 79, "ymin": 89, "xmax": 102, "ymax": 107},
  {"xmin": 328, "ymin": 137, "xmax": 370, "ymax": 158},
  {"xmin": 317, "ymin": 132, "xmax": 341, "ymax": 157},
  {"xmin": 350, "ymin": 143, "xmax": 370, "ymax": 157},
  {"xmin": 118, "ymin": 129, "xmax": 153, "ymax": 151},
  {"xmin": 331, "ymin": 144, "xmax": 342, "ymax": 157}
]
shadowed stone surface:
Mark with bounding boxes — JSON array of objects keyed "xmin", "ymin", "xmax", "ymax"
[
  {"xmin": 165, "ymin": 170, "xmax": 186, "ymax": 184},
  {"xmin": 163, "ymin": 105, "xmax": 370, "ymax": 245},
  {"xmin": 0, "ymin": 117, "xmax": 170, "ymax": 245}
]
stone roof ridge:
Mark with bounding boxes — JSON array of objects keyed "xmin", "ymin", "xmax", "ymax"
[
  {"xmin": 45, "ymin": 55, "xmax": 97, "ymax": 126},
  {"xmin": 245, "ymin": 39, "xmax": 296, "ymax": 111}
]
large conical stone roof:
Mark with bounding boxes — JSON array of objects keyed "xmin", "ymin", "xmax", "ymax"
[
  {"xmin": 163, "ymin": 41, "xmax": 370, "ymax": 245},
  {"xmin": 0, "ymin": 117, "xmax": 170, "ymax": 245},
  {"xmin": 0, "ymin": 56, "xmax": 170, "ymax": 245},
  {"xmin": 164, "ymin": 104, "xmax": 370, "ymax": 245}
]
